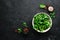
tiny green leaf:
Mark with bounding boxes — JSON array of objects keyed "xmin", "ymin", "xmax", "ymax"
[
  {"xmin": 40, "ymin": 4, "xmax": 46, "ymax": 8},
  {"xmin": 17, "ymin": 28, "xmax": 22, "ymax": 33},
  {"xmin": 22, "ymin": 22, "xmax": 27, "ymax": 27},
  {"xmin": 50, "ymin": 12, "xmax": 55, "ymax": 19},
  {"xmin": 50, "ymin": 12, "xmax": 55, "ymax": 16}
]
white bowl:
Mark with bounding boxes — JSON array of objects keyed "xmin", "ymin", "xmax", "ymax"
[{"xmin": 32, "ymin": 12, "xmax": 52, "ymax": 33}]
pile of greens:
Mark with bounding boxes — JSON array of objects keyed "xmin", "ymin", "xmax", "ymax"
[{"xmin": 33, "ymin": 13, "xmax": 51, "ymax": 31}]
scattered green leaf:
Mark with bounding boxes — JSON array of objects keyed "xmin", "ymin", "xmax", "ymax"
[
  {"xmin": 40, "ymin": 4, "xmax": 46, "ymax": 8},
  {"xmin": 22, "ymin": 22, "xmax": 27, "ymax": 27},
  {"xmin": 50, "ymin": 12, "xmax": 55, "ymax": 19},
  {"xmin": 17, "ymin": 28, "xmax": 22, "ymax": 33}
]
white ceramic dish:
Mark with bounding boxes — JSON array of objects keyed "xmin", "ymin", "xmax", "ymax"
[{"xmin": 32, "ymin": 12, "xmax": 52, "ymax": 33}]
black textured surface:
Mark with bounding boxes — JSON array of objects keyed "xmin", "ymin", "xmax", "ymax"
[{"xmin": 0, "ymin": 0, "xmax": 60, "ymax": 40}]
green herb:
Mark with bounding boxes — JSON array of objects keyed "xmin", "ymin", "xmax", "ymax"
[
  {"xmin": 50, "ymin": 12, "xmax": 55, "ymax": 19},
  {"xmin": 22, "ymin": 22, "xmax": 27, "ymax": 27},
  {"xmin": 17, "ymin": 28, "xmax": 22, "ymax": 33},
  {"xmin": 40, "ymin": 4, "xmax": 46, "ymax": 8},
  {"xmin": 33, "ymin": 13, "xmax": 51, "ymax": 31}
]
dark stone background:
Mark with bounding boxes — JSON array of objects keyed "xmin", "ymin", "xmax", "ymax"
[{"xmin": 0, "ymin": 0, "xmax": 60, "ymax": 40}]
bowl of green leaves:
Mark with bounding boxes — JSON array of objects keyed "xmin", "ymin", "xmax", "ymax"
[{"xmin": 32, "ymin": 12, "xmax": 52, "ymax": 33}]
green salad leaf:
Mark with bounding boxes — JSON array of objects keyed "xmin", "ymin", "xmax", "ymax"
[{"xmin": 33, "ymin": 13, "xmax": 51, "ymax": 31}]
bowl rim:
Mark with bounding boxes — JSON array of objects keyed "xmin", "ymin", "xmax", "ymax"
[{"xmin": 32, "ymin": 12, "xmax": 52, "ymax": 33}]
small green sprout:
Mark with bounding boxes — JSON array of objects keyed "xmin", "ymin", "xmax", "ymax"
[
  {"xmin": 17, "ymin": 28, "xmax": 22, "ymax": 33},
  {"xmin": 40, "ymin": 4, "xmax": 46, "ymax": 8},
  {"xmin": 50, "ymin": 12, "xmax": 55, "ymax": 19},
  {"xmin": 22, "ymin": 22, "xmax": 27, "ymax": 27}
]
